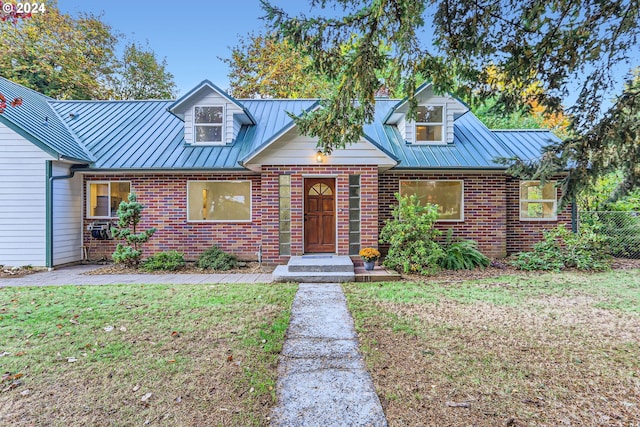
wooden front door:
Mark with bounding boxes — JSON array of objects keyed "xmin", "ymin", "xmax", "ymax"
[{"xmin": 304, "ymin": 178, "xmax": 336, "ymax": 253}]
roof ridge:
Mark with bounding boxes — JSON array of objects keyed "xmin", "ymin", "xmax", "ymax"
[{"xmin": 492, "ymin": 128, "xmax": 554, "ymax": 132}]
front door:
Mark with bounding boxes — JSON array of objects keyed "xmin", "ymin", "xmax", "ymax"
[{"xmin": 304, "ymin": 178, "xmax": 336, "ymax": 253}]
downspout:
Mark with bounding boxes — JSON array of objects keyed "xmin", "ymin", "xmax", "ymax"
[{"xmin": 46, "ymin": 161, "xmax": 81, "ymax": 269}]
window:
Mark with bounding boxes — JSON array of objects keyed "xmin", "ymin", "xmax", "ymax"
[
  {"xmin": 400, "ymin": 180, "xmax": 463, "ymax": 221},
  {"xmin": 415, "ymin": 105, "xmax": 444, "ymax": 143},
  {"xmin": 279, "ymin": 175, "xmax": 291, "ymax": 255},
  {"xmin": 194, "ymin": 106, "xmax": 224, "ymax": 143},
  {"xmin": 87, "ymin": 181, "xmax": 130, "ymax": 218},
  {"xmin": 349, "ymin": 175, "xmax": 361, "ymax": 255},
  {"xmin": 520, "ymin": 181, "xmax": 557, "ymax": 220},
  {"xmin": 187, "ymin": 181, "xmax": 251, "ymax": 222}
]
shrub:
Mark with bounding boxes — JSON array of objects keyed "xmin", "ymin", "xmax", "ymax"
[
  {"xmin": 141, "ymin": 251, "xmax": 186, "ymax": 272},
  {"xmin": 197, "ymin": 245, "xmax": 237, "ymax": 271},
  {"xmin": 112, "ymin": 192, "xmax": 156, "ymax": 268},
  {"xmin": 511, "ymin": 223, "xmax": 611, "ymax": 271},
  {"xmin": 438, "ymin": 229, "xmax": 490, "ymax": 270},
  {"xmin": 379, "ymin": 193, "xmax": 444, "ymax": 275}
]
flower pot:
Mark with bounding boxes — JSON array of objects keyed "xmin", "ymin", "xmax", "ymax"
[{"xmin": 363, "ymin": 260, "xmax": 376, "ymax": 271}]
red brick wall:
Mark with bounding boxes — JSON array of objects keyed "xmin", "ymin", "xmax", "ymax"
[
  {"xmin": 505, "ymin": 176, "xmax": 573, "ymax": 254},
  {"xmin": 379, "ymin": 172, "xmax": 508, "ymax": 258},
  {"xmin": 260, "ymin": 165, "xmax": 379, "ymax": 264},
  {"xmin": 83, "ymin": 167, "xmax": 379, "ymax": 265},
  {"xmin": 379, "ymin": 172, "xmax": 573, "ymax": 258},
  {"xmin": 82, "ymin": 173, "xmax": 262, "ymax": 262}
]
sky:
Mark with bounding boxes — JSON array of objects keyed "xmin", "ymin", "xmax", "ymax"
[
  {"xmin": 56, "ymin": 0, "xmax": 637, "ymax": 105},
  {"xmin": 58, "ymin": 0, "xmax": 311, "ymax": 96}
]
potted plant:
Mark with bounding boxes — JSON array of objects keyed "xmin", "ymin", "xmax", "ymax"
[{"xmin": 359, "ymin": 247, "xmax": 381, "ymax": 271}]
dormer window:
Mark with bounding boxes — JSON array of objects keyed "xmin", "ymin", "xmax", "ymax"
[
  {"xmin": 194, "ymin": 106, "xmax": 224, "ymax": 143},
  {"xmin": 415, "ymin": 105, "xmax": 444, "ymax": 144}
]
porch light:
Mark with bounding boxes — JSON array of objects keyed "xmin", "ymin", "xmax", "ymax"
[{"xmin": 315, "ymin": 150, "xmax": 324, "ymax": 163}]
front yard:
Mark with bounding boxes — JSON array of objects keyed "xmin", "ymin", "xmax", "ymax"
[
  {"xmin": 344, "ymin": 270, "xmax": 640, "ymax": 426},
  {"xmin": 0, "ymin": 282, "xmax": 296, "ymax": 426}
]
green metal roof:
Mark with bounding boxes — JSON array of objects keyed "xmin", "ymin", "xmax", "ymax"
[
  {"xmin": 0, "ymin": 77, "xmax": 91, "ymax": 162},
  {"xmin": 1, "ymin": 78, "xmax": 560, "ymax": 171}
]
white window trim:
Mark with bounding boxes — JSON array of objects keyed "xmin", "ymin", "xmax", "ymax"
[
  {"xmin": 519, "ymin": 180, "xmax": 558, "ymax": 221},
  {"xmin": 193, "ymin": 105, "xmax": 225, "ymax": 145},
  {"xmin": 399, "ymin": 179, "xmax": 464, "ymax": 222},
  {"xmin": 86, "ymin": 181, "xmax": 131, "ymax": 219},
  {"xmin": 186, "ymin": 180, "xmax": 252, "ymax": 223},
  {"xmin": 414, "ymin": 104, "xmax": 446, "ymax": 145}
]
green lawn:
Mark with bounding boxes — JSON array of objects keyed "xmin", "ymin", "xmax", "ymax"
[
  {"xmin": 0, "ymin": 282, "xmax": 296, "ymax": 426},
  {"xmin": 344, "ymin": 270, "xmax": 640, "ymax": 426}
]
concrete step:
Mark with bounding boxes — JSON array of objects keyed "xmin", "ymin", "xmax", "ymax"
[
  {"xmin": 287, "ymin": 255, "xmax": 354, "ymax": 273},
  {"xmin": 272, "ymin": 265, "xmax": 355, "ymax": 283}
]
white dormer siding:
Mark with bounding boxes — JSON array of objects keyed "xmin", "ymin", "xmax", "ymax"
[
  {"xmin": 183, "ymin": 91, "xmax": 244, "ymax": 145},
  {"xmin": 385, "ymin": 84, "xmax": 469, "ymax": 145}
]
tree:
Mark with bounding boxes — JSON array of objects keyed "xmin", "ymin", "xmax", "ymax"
[
  {"xmin": 112, "ymin": 192, "xmax": 156, "ymax": 268},
  {"xmin": 0, "ymin": 1, "xmax": 176, "ymax": 100},
  {"xmin": 262, "ymin": 0, "xmax": 640, "ymax": 200},
  {"xmin": 222, "ymin": 32, "xmax": 331, "ymax": 98},
  {"xmin": 0, "ymin": 1, "xmax": 118, "ymax": 99},
  {"xmin": 0, "ymin": 0, "xmax": 31, "ymax": 112},
  {"xmin": 108, "ymin": 42, "xmax": 177, "ymax": 100}
]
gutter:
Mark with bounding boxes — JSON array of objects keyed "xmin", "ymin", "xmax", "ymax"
[{"xmin": 46, "ymin": 162, "xmax": 87, "ymax": 268}]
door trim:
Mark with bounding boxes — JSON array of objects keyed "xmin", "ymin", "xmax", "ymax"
[{"xmin": 303, "ymin": 177, "xmax": 337, "ymax": 253}]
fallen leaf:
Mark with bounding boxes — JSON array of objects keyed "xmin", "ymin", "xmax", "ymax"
[
  {"xmin": 132, "ymin": 384, "xmax": 140, "ymax": 392},
  {"xmin": 104, "ymin": 326, "xmax": 114, "ymax": 332},
  {"xmin": 67, "ymin": 357, "xmax": 77, "ymax": 363},
  {"xmin": 227, "ymin": 355, "xmax": 233, "ymax": 362},
  {"xmin": 20, "ymin": 389, "xmax": 30, "ymax": 396},
  {"xmin": 56, "ymin": 324, "xmax": 62, "ymax": 329},
  {"xmin": 119, "ymin": 326, "xmax": 127, "ymax": 332},
  {"xmin": 0, "ymin": 352, "xmax": 9, "ymax": 357},
  {"xmin": 15, "ymin": 352, "xmax": 25, "ymax": 357},
  {"xmin": 13, "ymin": 373, "xmax": 23, "ymax": 380},
  {"xmin": 171, "ymin": 331, "xmax": 180, "ymax": 337},
  {"xmin": 64, "ymin": 333, "xmax": 71, "ymax": 336},
  {"xmin": 69, "ymin": 319, "xmax": 79, "ymax": 325},
  {"xmin": 175, "ymin": 396, "xmax": 182, "ymax": 403},
  {"xmin": 141, "ymin": 392, "xmax": 153, "ymax": 402},
  {"xmin": 167, "ymin": 359, "xmax": 176, "ymax": 364}
]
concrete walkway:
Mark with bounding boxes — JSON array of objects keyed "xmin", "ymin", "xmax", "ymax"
[
  {"xmin": 0, "ymin": 264, "xmax": 273, "ymax": 287},
  {"xmin": 271, "ymin": 283, "xmax": 387, "ymax": 427}
]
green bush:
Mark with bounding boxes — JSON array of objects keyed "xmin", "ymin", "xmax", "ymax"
[
  {"xmin": 438, "ymin": 229, "xmax": 490, "ymax": 270},
  {"xmin": 379, "ymin": 193, "xmax": 444, "ymax": 275},
  {"xmin": 112, "ymin": 245, "xmax": 142, "ymax": 268},
  {"xmin": 197, "ymin": 246, "xmax": 237, "ymax": 271},
  {"xmin": 511, "ymin": 223, "xmax": 611, "ymax": 271},
  {"xmin": 141, "ymin": 251, "xmax": 186, "ymax": 272}
]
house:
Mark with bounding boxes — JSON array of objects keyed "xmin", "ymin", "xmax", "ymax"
[{"xmin": 0, "ymin": 77, "xmax": 572, "ymax": 268}]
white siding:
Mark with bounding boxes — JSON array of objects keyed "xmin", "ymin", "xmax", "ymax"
[
  {"xmin": 183, "ymin": 92, "xmax": 243, "ymax": 144},
  {"xmin": 0, "ymin": 123, "xmax": 53, "ymax": 267},
  {"xmin": 52, "ymin": 162, "xmax": 82, "ymax": 266},
  {"xmin": 250, "ymin": 128, "xmax": 397, "ymax": 169}
]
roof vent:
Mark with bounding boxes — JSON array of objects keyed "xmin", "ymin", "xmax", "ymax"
[
  {"xmin": 43, "ymin": 116, "xmax": 48, "ymax": 126},
  {"xmin": 69, "ymin": 113, "xmax": 77, "ymax": 119}
]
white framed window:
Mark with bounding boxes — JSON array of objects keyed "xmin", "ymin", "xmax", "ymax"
[
  {"xmin": 194, "ymin": 105, "xmax": 224, "ymax": 143},
  {"xmin": 415, "ymin": 105, "xmax": 445, "ymax": 144},
  {"xmin": 187, "ymin": 180, "xmax": 251, "ymax": 222},
  {"xmin": 520, "ymin": 181, "xmax": 557, "ymax": 220},
  {"xmin": 87, "ymin": 181, "xmax": 131, "ymax": 218},
  {"xmin": 399, "ymin": 179, "xmax": 464, "ymax": 221}
]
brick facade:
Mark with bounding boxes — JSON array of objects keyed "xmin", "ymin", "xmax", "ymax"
[
  {"xmin": 83, "ymin": 166, "xmax": 380, "ymax": 265},
  {"xmin": 379, "ymin": 171, "xmax": 572, "ymax": 258},
  {"xmin": 82, "ymin": 170, "xmax": 572, "ymax": 265}
]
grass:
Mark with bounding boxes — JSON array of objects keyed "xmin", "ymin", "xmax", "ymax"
[
  {"xmin": 0, "ymin": 282, "xmax": 296, "ymax": 426},
  {"xmin": 343, "ymin": 270, "xmax": 640, "ymax": 426}
]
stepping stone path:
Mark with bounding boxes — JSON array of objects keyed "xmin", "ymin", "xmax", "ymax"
[{"xmin": 271, "ymin": 283, "xmax": 387, "ymax": 427}]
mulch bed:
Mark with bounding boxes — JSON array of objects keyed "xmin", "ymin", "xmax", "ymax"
[{"xmin": 83, "ymin": 261, "xmax": 274, "ymax": 275}]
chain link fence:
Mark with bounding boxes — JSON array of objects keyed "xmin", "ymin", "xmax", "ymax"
[{"xmin": 578, "ymin": 211, "xmax": 640, "ymax": 259}]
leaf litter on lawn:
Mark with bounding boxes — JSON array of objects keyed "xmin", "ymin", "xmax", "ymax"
[{"xmin": 344, "ymin": 269, "xmax": 640, "ymax": 426}]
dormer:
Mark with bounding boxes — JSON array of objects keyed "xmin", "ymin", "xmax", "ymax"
[
  {"xmin": 168, "ymin": 80, "xmax": 255, "ymax": 145},
  {"xmin": 384, "ymin": 83, "xmax": 468, "ymax": 145}
]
